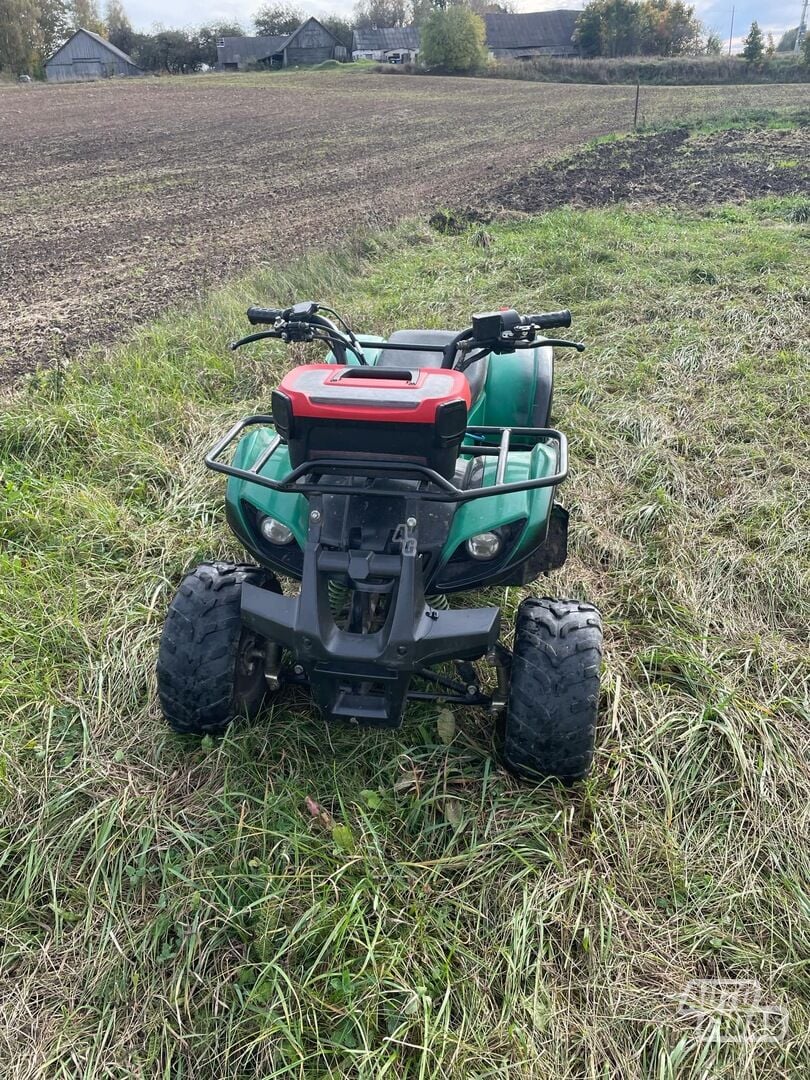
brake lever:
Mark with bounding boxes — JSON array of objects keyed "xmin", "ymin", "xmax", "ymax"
[
  {"xmin": 510, "ymin": 326, "xmax": 586, "ymax": 352},
  {"xmin": 229, "ymin": 329, "xmax": 282, "ymax": 351},
  {"xmin": 532, "ymin": 337, "xmax": 586, "ymax": 352},
  {"xmin": 467, "ymin": 336, "xmax": 586, "ymax": 356},
  {"xmin": 235, "ymin": 321, "xmax": 314, "ymax": 346}
]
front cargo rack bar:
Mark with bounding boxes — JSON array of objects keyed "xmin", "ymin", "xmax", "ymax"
[{"xmin": 205, "ymin": 416, "xmax": 567, "ymax": 503}]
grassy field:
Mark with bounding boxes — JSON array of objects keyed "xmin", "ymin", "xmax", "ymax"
[{"xmin": 1, "ymin": 191, "xmax": 809, "ymax": 1077}]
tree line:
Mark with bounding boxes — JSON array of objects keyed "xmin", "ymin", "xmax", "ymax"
[
  {"xmin": 572, "ymin": 0, "xmax": 808, "ymax": 62},
  {"xmin": 0, "ymin": 0, "xmax": 503, "ymax": 74},
  {"xmin": 1, "ymin": 0, "xmax": 806, "ymax": 76},
  {"xmin": 0, "ymin": 0, "xmax": 231, "ymax": 73}
]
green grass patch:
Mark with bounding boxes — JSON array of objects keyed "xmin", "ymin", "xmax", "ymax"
[
  {"xmin": 639, "ymin": 104, "xmax": 810, "ymax": 135},
  {"xmin": 577, "ymin": 106, "xmax": 807, "ymax": 159},
  {"xmin": 483, "ymin": 53, "xmax": 810, "ymax": 86},
  {"xmin": 1, "ymin": 203, "xmax": 809, "ymax": 1076}
]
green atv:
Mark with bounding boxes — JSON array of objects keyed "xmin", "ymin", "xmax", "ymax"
[{"xmin": 157, "ymin": 302, "xmax": 603, "ymax": 782}]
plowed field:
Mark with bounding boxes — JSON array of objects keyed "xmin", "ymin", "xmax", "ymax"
[{"xmin": 1, "ymin": 71, "xmax": 806, "ymax": 381}]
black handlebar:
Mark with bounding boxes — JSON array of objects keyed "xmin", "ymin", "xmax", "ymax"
[
  {"xmin": 238, "ymin": 303, "xmax": 582, "ymax": 362},
  {"xmin": 526, "ymin": 309, "xmax": 571, "ymax": 330},
  {"xmin": 247, "ymin": 306, "xmax": 284, "ymax": 325}
]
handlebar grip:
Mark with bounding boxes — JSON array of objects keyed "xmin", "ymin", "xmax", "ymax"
[
  {"xmin": 247, "ymin": 306, "xmax": 284, "ymax": 326},
  {"xmin": 527, "ymin": 310, "xmax": 572, "ymax": 330}
]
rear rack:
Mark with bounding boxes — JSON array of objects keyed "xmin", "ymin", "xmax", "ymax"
[{"xmin": 205, "ymin": 416, "xmax": 567, "ymax": 503}]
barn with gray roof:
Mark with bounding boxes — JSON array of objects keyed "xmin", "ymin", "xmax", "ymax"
[
  {"xmin": 351, "ymin": 27, "xmax": 421, "ymax": 62},
  {"xmin": 45, "ymin": 28, "xmax": 143, "ymax": 82},
  {"xmin": 352, "ymin": 10, "xmax": 579, "ymax": 63},
  {"xmin": 217, "ymin": 18, "xmax": 347, "ymax": 70},
  {"xmin": 483, "ymin": 10, "xmax": 579, "ymax": 59}
]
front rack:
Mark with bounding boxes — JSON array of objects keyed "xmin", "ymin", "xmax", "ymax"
[{"xmin": 205, "ymin": 417, "xmax": 567, "ymax": 503}]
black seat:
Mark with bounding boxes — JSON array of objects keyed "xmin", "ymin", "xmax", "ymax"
[{"xmin": 376, "ymin": 330, "xmax": 488, "ymax": 402}]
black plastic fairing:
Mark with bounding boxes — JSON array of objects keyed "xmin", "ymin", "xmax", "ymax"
[{"xmin": 240, "ymin": 510, "xmax": 500, "ymax": 728}]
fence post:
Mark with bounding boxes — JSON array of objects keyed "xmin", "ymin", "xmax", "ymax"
[{"xmin": 633, "ymin": 80, "xmax": 640, "ymax": 131}]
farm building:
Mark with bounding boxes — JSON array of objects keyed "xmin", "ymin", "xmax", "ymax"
[
  {"xmin": 483, "ymin": 10, "xmax": 579, "ymax": 59},
  {"xmin": 217, "ymin": 18, "xmax": 347, "ymax": 71},
  {"xmin": 45, "ymin": 28, "xmax": 143, "ymax": 82},
  {"xmin": 351, "ymin": 27, "xmax": 421, "ymax": 63},
  {"xmin": 351, "ymin": 11, "xmax": 579, "ymax": 64}
]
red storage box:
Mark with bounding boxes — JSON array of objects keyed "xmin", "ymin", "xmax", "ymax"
[{"xmin": 272, "ymin": 364, "xmax": 471, "ymax": 479}]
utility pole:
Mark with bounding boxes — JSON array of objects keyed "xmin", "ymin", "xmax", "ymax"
[
  {"xmin": 795, "ymin": 0, "xmax": 808, "ymax": 53},
  {"xmin": 728, "ymin": 5, "xmax": 735, "ymax": 54}
]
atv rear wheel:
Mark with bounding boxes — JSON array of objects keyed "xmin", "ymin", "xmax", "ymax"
[
  {"xmin": 157, "ymin": 562, "xmax": 282, "ymax": 736},
  {"xmin": 503, "ymin": 597, "xmax": 602, "ymax": 784}
]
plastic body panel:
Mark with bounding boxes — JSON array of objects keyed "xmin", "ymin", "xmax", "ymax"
[
  {"xmin": 274, "ymin": 364, "xmax": 471, "ymax": 479},
  {"xmin": 435, "ymin": 444, "xmax": 556, "ymax": 585},
  {"xmin": 224, "ymin": 336, "xmax": 560, "ymax": 588},
  {"xmin": 467, "ymin": 345, "xmax": 554, "ymax": 431},
  {"xmin": 277, "ymin": 363, "xmax": 471, "ymax": 422}
]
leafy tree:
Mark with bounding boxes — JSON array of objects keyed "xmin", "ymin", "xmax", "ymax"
[
  {"xmin": 320, "ymin": 14, "xmax": 353, "ymax": 47},
  {"xmin": 572, "ymin": 1, "xmax": 604, "ymax": 56},
  {"xmin": 410, "ymin": 0, "xmax": 434, "ymax": 26},
  {"xmin": 741, "ymin": 20, "xmax": 764, "ymax": 61},
  {"xmin": 70, "ymin": 0, "xmax": 106, "ymax": 34},
  {"xmin": 420, "ymin": 5, "xmax": 487, "ymax": 71},
  {"xmin": 0, "ymin": 0, "xmax": 40, "ymax": 71},
  {"xmin": 639, "ymin": 0, "xmax": 699, "ymax": 56},
  {"xmin": 104, "ymin": 0, "xmax": 133, "ymax": 52},
  {"xmin": 197, "ymin": 21, "xmax": 244, "ymax": 66},
  {"xmin": 253, "ymin": 4, "xmax": 301, "ymax": 36},
  {"xmin": 803, "ymin": 31, "xmax": 810, "ymax": 66},
  {"xmin": 352, "ymin": 0, "xmax": 408, "ymax": 30},
  {"xmin": 574, "ymin": 0, "xmax": 642, "ymax": 58},
  {"xmin": 575, "ymin": 0, "xmax": 699, "ymax": 57},
  {"xmin": 134, "ymin": 27, "xmax": 202, "ymax": 72},
  {"xmin": 704, "ymin": 29, "xmax": 722, "ymax": 54},
  {"xmin": 39, "ymin": 0, "xmax": 72, "ymax": 56},
  {"xmin": 469, "ymin": 0, "xmax": 514, "ymax": 13}
]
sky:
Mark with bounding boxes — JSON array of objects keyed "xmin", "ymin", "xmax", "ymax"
[{"xmin": 122, "ymin": 0, "xmax": 802, "ymax": 52}]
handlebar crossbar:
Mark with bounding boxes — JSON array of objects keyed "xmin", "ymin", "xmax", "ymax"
[{"xmin": 230, "ymin": 330, "xmax": 584, "ymax": 358}]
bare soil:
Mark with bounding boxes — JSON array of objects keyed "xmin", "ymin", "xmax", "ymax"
[
  {"xmin": 1, "ymin": 72, "xmax": 806, "ymax": 382},
  {"xmin": 496, "ymin": 124, "xmax": 810, "ymax": 212}
]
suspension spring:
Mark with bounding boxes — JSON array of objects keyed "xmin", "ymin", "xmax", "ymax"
[
  {"xmin": 328, "ymin": 579, "xmax": 350, "ymax": 618},
  {"xmin": 426, "ymin": 594, "xmax": 450, "ymax": 610}
]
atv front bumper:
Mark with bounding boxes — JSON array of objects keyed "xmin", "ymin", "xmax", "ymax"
[{"xmin": 240, "ymin": 524, "xmax": 500, "ymax": 728}]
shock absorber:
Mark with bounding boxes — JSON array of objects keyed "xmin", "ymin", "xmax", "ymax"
[
  {"xmin": 427, "ymin": 594, "xmax": 450, "ymax": 610},
  {"xmin": 332, "ymin": 584, "xmax": 448, "ymax": 619},
  {"xmin": 328, "ymin": 579, "xmax": 349, "ymax": 618}
]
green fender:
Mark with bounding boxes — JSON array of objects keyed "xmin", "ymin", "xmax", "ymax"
[
  {"xmin": 227, "ymin": 430, "xmax": 306, "ymax": 546},
  {"xmin": 469, "ymin": 345, "xmax": 554, "ymax": 431},
  {"xmin": 437, "ymin": 443, "xmax": 557, "ymax": 577}
]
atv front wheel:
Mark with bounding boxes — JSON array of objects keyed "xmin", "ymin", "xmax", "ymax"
[
  {"xmin": 503, "ymin": 598, "xmax": 602, "ymax": 784},
  {"xmin": 157, "ymin": 562, "xmax": 282, "ymax": 736}
]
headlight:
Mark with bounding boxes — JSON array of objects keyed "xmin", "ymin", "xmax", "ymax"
[
  {"xmin": 259, "ymin": 516, "xmax": 294, "ymax": 545},
  {"xmin": 465, "ymin": 531, "xmax": 502, "ymax": 560}
]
